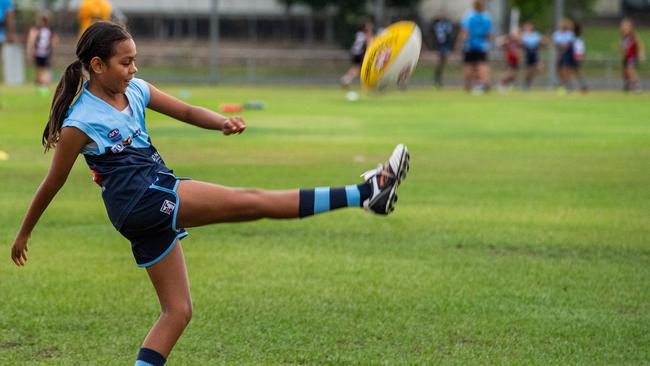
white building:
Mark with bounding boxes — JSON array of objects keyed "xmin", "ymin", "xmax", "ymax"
[{"xmin": 67, "ymin": 0, "xmax": 311, "ymax": 15}]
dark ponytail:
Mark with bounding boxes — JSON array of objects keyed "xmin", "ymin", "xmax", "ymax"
[
  {"xmin": 42, "ymin": 60, "xmax": 84, "ymax": 150},
  {"xmin": 42, "ymin": 21, "xmax": 132, "ymax": 151}
]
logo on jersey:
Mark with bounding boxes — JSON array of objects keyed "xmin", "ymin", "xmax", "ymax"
[
  {"xmin": 109, "ymin": 135, "xmax": 133, "ymax": 154},
  {"xmin": 110, "ymin": 143, "xmax": 125, "ymax": 154},
  {"xmin": 160, "ymin": 199, "xmax": 176, "ymax": 215},
  {"xmin": 107, "ymin": 128, "xmax": 122, "ymax": 142}
]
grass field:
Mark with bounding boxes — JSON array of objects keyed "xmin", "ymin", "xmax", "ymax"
[{"xmin": 1, "ymin": 85, "xmax": 649, "ymax": 365}]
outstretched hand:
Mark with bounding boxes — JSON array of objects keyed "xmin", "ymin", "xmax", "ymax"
[
  {"xmin": 222, "ymin": 116, "xmax": 246, "ymax": 135},
  {"xmin": 11, "ymin": 235, "xmax": 29, "ymax": 267}
]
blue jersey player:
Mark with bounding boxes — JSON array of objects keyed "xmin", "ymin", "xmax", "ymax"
[
  {"xmin": 459, "ymin": 0, "xmax": 493, "ymax": 93},
  {"xmin": 11, "ymin": 22, "xmax": 410, "ymax": 366}
]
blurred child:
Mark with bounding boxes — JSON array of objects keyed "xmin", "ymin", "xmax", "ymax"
[
  {"xmin": 497, "ymin": 27, "xmax": 521, "ymax": 91},
  {"xmin": 459, "ymin": 0, "xmax": 493, "ymax": 94},
  {"xmin": 621, "ymin": 18, "xmax": 645, "ymax": 93},
  {"xmin": 431, "ymin": 15, "xmax": 455, "ymax": 88},
  {"xmin": 571, "ymin": 23, "xmax": 588, "ymax": 92},
  {"xmin": 521, "ymin": 21, "xmax": 546, "ymax": 90},
  {"xmin": 552, "ymin": 18, "xmax": 575, "ymax": 93},
  {"xmin": 0, "ymin": 0, "xmax": 15, "ymax": 45},
  {"xmin": 340, "ymin": 21, "xmax": 374, "ymax": 88},
  {"xmin": 78, "ymin": 0, "xmax": 112, "ymax": 36},
  {"xmin": 26, "ymin": 12, "xmax": 57, "ymax": 94}
]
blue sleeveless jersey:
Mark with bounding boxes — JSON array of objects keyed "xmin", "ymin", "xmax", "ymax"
[
  {"xmin": 62, "ymin": 78, "xmax": 172, "ymax": 230},
  {"xmin": 461, "ymin": 10, "xmax": 492, "ymax": 52}
]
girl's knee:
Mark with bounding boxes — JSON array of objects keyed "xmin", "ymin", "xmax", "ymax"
[
  {"xmin": 234, "ymin": 188, "xmax": 267, "ymax": 213},
  {"xmin": 162, "ymin": 301, "xmax": 193, "ymax": 326}
]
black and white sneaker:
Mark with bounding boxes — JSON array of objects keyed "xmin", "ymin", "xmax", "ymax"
[{"xmin": 361, "ymin": 144, "xmax": 410, "ymax": 215}]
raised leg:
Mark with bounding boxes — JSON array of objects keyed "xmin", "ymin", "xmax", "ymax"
[{"xmin": 176, "ymin": 181, "xmax": 300, "ymax": 227}]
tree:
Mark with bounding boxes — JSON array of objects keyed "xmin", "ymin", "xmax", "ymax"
[
  {"xmin": 509, "ymin": 0, "xmax": 598, "ymax": 31},
  {"xmin": 388, "ymin": 0, "xmax": 420, "ymax": 8},
  {"xmin": 280, "ymin": 0, "xmax": 422, "ymax": 46},
  {"xmin": 280, "ymin": 0, "xmax": 367, "ymax": 47}
]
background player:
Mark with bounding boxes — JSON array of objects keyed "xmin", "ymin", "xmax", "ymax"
[
  {"xmin": 458, "ymin": 0, "xmax": 493, "ymax": 94},
  {"xmin": 497, "ymin": 27, "xmax": 521, "ymax": 91},
  {"xmin": 621, "ymin": 18, "xmax": 645, "ymax": 93},
  {"xmin": 340, "ymin": 21, "xmax": 374, "ymax": 88},
  {"xmin": 553, "ymin": 18, "xmax": 576, "ymax": 93},
  {"xmin": 430, "ymin": 15, "xmax": 455, "ymax": 89},
  {"xmin": 521, "ymin": 21, "xmax": 546, "ymax": 90},
  {"xmin": 78, "ymin": 0, "xmax": 112, "ymax": 36},
  {"xmin": 571, "ymin": 22, "xmax": 588, "ymax": 93},
  {"xmin": 26, "ymin": 11, "xmax": 57, "ymax": 94}
]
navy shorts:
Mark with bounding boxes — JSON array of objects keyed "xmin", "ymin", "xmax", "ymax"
[
  {"xmin": 623, "ymin": 58, "xmax": 638, "ymax": 68},
  {"xmin": 437, "ymin": 45, "xmax": 452, "ymax": 58},
  {"xmin": 119, "ymin": 171, "xmax": 191, "ymax": 268},
  {"xmin": 464, "ymin": 50, "xmax": 488, "ymax": 63},
  {"xmin": 351, "ymin": 53, "xmax": 364, "ymax": 65},
  {"xmin": 558, "ymin": 49, "xmax": 576, "ymax": 68},
  {"xmin": 525, "ymin": 49, "xmax": 539, "ymax": 66},
  {"xmin": 35, "ymin": 56, "xmax": 51, "ymax": 68}
]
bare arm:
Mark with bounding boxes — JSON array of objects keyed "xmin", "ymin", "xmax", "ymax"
[
  {"xmin": 11, "ymin": 127, "xmax": 90, "ymax": 266},
  {"xmin": 52, "ymin": 32, "xmax": 59, "ymax": 50},
  {"xmin": 455, "ymin": 29, "xmax": 467, "ymax": 53},
  {"xmin": 146, "ymin": 82, "xmax": 245, "ymax": 135},
  {"xmin": 5, "ymin": 9, "xmax": 16, "ymax": 43},
  {"xmin": 25, "ymin": 28, "xmax": 36, "ymax": 61},
  {"xmin": 638, "ymin": 35, "xmax": 646, "ymax": 62},
  {"xmin": 495, "ymin": 34, "xmax": 506, "ymax": 47}
]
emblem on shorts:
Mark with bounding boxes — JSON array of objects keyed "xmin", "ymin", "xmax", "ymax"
[{"xmin": 160, "ymin": 200, "xmax": 176, "ymax": 215}]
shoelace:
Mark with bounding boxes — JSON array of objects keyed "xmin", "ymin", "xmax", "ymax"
[{"xmin": 361, "ymin": 164, "xmax": 396, "ymax": 181}]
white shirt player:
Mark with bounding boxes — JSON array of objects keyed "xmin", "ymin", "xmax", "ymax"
[
  {"xmin": 350, "ymin": 31, "xmax": 367, "ymax": 56},
  {"xmin": 34, "ymin": 27, "xmax": 53, "ymax": 58}
]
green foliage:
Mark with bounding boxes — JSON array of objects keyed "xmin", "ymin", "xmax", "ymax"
[
  {"xmin": 280, "ymin": 0, "xmax": 422, "ymax": 47},
  {"xmin": 509, "ymin": 0, "xmax": 599, "ymax": 31},
  {"xmin": 280, "ymin": 0, "xmax": 367, "ymax": 47},
  {"xmin": 388, "ymin": 0, "xmax": 420, "ymax": 7}
]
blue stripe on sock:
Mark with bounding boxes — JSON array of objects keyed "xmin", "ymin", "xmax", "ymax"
[
  {"xmin": 345, "ymin": 185, "xmax": 361, "ymax": 207},
  {"xmin": 135, "ymin": 361, "xmax": 155, "ymax": 366},
  {"xmin": 314, "ymin": 187, "xmax": 330, "ymax": 214}
]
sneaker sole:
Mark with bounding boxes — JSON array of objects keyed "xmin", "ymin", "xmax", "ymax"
[{"xmin": 385, "ymin": 145, "xmax": 410, "ymax": 214}]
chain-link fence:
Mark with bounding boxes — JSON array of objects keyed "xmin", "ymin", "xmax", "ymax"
[
  {"xmin": 4, "ymin": 1, "xmax": 649, "ymax": 89},
  {"xmin": 36, "ymin": 35, "xmax": 646, "ymax": 90}
]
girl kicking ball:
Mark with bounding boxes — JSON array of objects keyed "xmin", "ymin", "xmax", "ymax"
[{"xmin": 11, "ymin": 22, "xmax": 409, "ymax": 366}]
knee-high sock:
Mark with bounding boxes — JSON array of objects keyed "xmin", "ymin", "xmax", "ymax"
[
  {"xmin": 135, "ymin": 348, "xmax": 166, "ymax": 366},
  {"xmin": 299, "ymin": 183, "xmax": 371, "ymax": 218}
]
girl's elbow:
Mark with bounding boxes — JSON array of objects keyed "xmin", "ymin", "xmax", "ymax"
[
  {"xmin": 181, "ymin": 106, "xmax": 196, "ymax": 123},
  {"xmin": 44, "ymin": 174, "xmax": 68, "ymax": 191}
]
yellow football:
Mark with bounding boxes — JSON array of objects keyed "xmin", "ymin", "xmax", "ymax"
[{"xmin": 360, "ymin": 21, "xmax": 422, "ymax": 91}]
